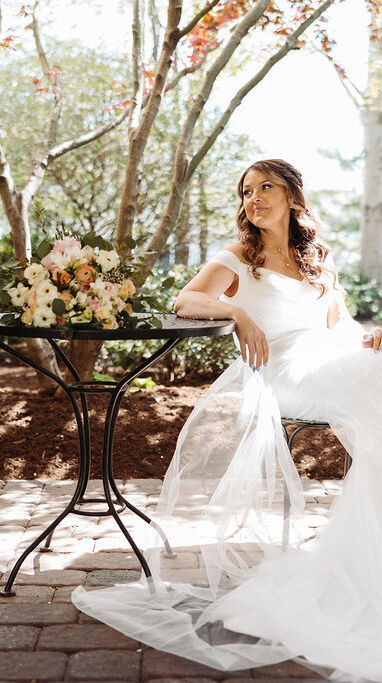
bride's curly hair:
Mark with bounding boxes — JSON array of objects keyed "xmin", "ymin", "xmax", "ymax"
[{"xmin": 237, "ymin": 159, "xmax": 335, "ymax": 296}]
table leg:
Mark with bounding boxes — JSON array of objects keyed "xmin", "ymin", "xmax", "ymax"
[
  {"xmin": 0, "ymin": 335, "xmax": 182, "ymax": 596},
  {"xmin": 0, "ymin": 340, "xmax": 90, "ymax": 596}
]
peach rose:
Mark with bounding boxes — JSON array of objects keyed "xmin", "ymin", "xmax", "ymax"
[
  {"xmin": 124, "ymin": 303, "xmax": 133, "ymax": 316},
  {"xmin": 102, "ymin": 316, "xmax": 118, "ymax": 330},
  {"xmin": 52, "ymin": 268, "xmax": 72, "ymax": 286},
  {"xmin": 119, "ymin": 278, "xmax": 136, "ymax": 299},
  {"xmin": 59, "ymin": 291, "xmax": 74, "ymax": 309},
  {"xmin": 94, "ymin": 307, "xmax": 110, "ymax": 322},
  {"xmin": 21, "ymin": 308, "xmax": 33, "ymax": 325},
  {"xmin": 75, "ymin": 264, "xmax": 96, "ymax": 285}
]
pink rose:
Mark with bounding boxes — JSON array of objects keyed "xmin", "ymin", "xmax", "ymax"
[{"xmin": 54, "ymin": 237, "xmax": 82, "ymax": 253}]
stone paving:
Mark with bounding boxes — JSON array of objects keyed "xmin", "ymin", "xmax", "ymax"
[{"xmin": 0, "ymin": 477, "xmax": 343, "ymax": 682}]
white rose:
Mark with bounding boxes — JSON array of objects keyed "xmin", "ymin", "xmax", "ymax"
[
  {"xmin": 80, "ymin": 245, "xmax": 94, "ymax": 262},
  {"xmin": 33, "ymin": 306, "xmax": 57, "ymax": 328},
  {"xmin": 24, "ymin": 263, "xmax": 49, "ymax": 285},
  {"xmin": 95, "ymin": 249, "xmax": 120, "ymax": 273},
  {"xmin": 9, "ymin": 282, "xmax": 29, "ymax": 307}
]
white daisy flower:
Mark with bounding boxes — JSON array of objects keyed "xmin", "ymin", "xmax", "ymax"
[
  {"xmin": 95, "ymin": 249, "xmax": 120, "ymax": 273},
  {"xmin": 8, "ymin": 282, "xmax": 29, "ymax": 307},
  {"xmin": 33, "ymin": 306, "xmax": 57, "ymax": 328},
  {"xmin": 35, "ymin": 280, "xmax": 58, "ymax": 305},
  {"xmin": 24, "ymin": 263, "xmax": 49, "ymax": 285},
  {"xmin": 75, "ymin": 291, "xmax": 88, "ymax": 307}
]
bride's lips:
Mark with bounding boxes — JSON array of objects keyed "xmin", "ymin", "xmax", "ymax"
[{"xmin": 253, "ymin": 207, "xmax": 268, "ymax": 212}]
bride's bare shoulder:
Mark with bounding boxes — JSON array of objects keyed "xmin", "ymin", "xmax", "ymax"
[{"xmin": 223, "ymin": 242, "xmax": 246, "ymax": 262}]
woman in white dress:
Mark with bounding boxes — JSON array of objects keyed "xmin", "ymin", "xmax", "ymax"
[{"xmin": 73, "ymin": 159, "xmax": 382, "ymax": 683}]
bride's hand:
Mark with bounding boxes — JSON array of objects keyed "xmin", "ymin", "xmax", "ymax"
[
  {"xmin": 232, "ymin": 308, "xmax": 269, "ymax": 369},
  {"xmin": 362, "ymin": 328, "xmax": 382, "ymax": 350}
]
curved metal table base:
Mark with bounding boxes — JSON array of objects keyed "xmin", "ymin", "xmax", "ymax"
[
  {"xmin": 0, "ymin": 337, "xmax": 182, "ymax": 597},
  {"xmin": 281, "ymin": 418, "xmax": 352, "ymax": 551}
]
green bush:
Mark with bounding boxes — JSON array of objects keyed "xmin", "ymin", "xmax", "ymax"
[
  {"xmin": 99, "ymin": 263, "xmax": 238, "ymax": 381},
  {"xmin": 340, "ymin": 266, "xmax": 382, "ymax": 320}
]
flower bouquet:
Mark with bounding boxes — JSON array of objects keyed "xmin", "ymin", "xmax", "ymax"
[{"xmin": 0, "ymin": 231, "xmax": 172, "ymax": 330}]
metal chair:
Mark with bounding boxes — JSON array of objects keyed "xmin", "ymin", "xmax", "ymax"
[{"xmin": 281, "ymin": 418, "xmax": 352, "ymax": 550}]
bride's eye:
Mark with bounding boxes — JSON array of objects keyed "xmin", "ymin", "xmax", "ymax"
[
  {"xmin": 263, "ymin": 183, "xmax": 271, "ymax": 189},
  {"xmin": 243, "ymin": 190, "xmax": 252, "ymax": 197}
]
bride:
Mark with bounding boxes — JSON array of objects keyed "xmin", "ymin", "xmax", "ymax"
[{"xmin": 73, "ymin": 159, "xmax": 382, "ymax": 683}]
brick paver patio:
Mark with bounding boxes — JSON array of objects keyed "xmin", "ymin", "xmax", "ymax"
[{"xmin": 0, "ymin": 478, "xmax": 342, "ymax": 682}]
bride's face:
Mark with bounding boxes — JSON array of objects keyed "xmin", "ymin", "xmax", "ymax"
[{"xmin": 242, "ymin": 169, "xmax": 290, "ymax": 230}]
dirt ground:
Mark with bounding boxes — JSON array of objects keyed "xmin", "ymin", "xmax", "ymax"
[{"xmin": 0, "ymin": 345, "xmax": 348, "ymax": 481}]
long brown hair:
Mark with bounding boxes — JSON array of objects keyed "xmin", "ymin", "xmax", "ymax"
[{"xmin": 237, "ymin": 159, "xmax": 334, "ymax": 295}]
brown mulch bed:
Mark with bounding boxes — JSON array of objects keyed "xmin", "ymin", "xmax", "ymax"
[{"xmin": 0, "ymin": 346, "xmax": 347, "ymax": 481}]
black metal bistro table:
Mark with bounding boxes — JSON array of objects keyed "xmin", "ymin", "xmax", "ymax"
[{"xmin": 0, "ymin": 315, "xmax": 235, "ymax": 596}]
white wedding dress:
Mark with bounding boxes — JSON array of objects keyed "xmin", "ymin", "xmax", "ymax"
[{"xmin": 72, "ymin": 249, "xmax": 382, "ymax": 683}]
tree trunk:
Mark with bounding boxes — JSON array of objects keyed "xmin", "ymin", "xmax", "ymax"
[
  {"xmin": 174, "ymin": 185, "xmax": 191, "ymax": 265},
  {"xmin": 26, "ymin": 338, "xmax": 61, "ymax": 394},
  {"xmin": 198, "ymin": 168, "xmax": 208, "ymax": 264},
  {"xmin": 54, "ymin": 339, "xmax": 104, "ymax": 398},
  {"xmin": 361, "ymin": 22, "xmax": 382, "ymax": 283}
]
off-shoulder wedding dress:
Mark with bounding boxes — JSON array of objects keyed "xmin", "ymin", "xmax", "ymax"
[{"xmin": 72, "ymin": 250, "xmax": 382, "ymax": 683}]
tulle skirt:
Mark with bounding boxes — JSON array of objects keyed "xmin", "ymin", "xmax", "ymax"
[{"xmin": 72, "ymin": 317, "xmax": 382, "ymax": 683}]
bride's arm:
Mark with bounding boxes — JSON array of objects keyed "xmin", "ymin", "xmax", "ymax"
[{"xmin": 174, "ymin": 262, "xmax": 269, "ymax": 367}]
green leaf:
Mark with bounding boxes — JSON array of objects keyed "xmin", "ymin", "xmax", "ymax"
[
  {"xmin": 94, "ymin": 236, "xmax": 107, "ymax": 249},
  {"xmin": 52, "ymin": 297, "xmax": 66, "ymax": 315},
  {"xmin": 124, "ymin": 237, "xmax": 136, "ymax": 249},
  {"xmin": 36, "ymin": 239, "xmax": 53, "ymax": 260},
  {"xmin": 82, "ymin": 231, "xmax": 98, "ymax": 248},
  {"xmin": 1, "ymin": 313, "xmax": 16, "ymax": 325},
  {"xmin": 0, "ymin": 290, "xmax": 11, "ymax": 306},
  {"xmin": 162, "ymin": 276, "xmax": 175, "ymax": 288},
  {"xmin": 131, "ymin": 376, "xmax": 157, "ymax": 389},
  {"xmin": 150, "ymin": 316, "xmax": 162, "ymax": 328},
  {"xmin": 102, "ymin": 239, "xmax": 114, "ymax": 251},
  {"xmin": 92, "ymin": 371, "xmax": 115, "ymax": 382}
]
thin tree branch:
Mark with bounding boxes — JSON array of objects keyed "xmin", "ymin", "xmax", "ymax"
[
  {"xmin": 21, "ymin": 106, "xmax": 130, "ymax": 204},
  {"xmin": 31, "ymin": 0, "xmax": 62, "ymax": 150},
  {"xmin": 188, "ymin": 0, "xmax": 337, "ymax": 179},
  {"xmin": 165, "ymin": 42, "xmax": 221, "ymax": 93},
  {"xmin": 306, "ymin": 36, "xmax": 364, "ymax": 109},
  {"xmin": 148, "ymin": 0, "xmax": 160, "ymax": 62},
  {"xmin": 129, "ymin": 0, "xmax": 145, "ymax": 137},
  {"xmin": 179, "ymin": 0, "xmax": 221, "ymax": 39}
]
